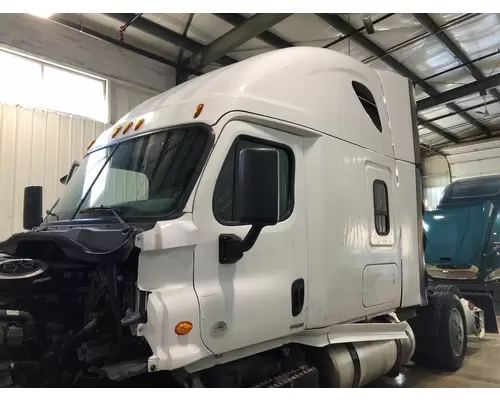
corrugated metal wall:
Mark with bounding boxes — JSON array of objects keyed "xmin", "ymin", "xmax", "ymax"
[
  {"xmin": 0, "ymin": 103, "xmax": 109, "ymax": 240},
  {"xmin": 109, "ymin": 81, "xmax": 159, "ymax": 124}
]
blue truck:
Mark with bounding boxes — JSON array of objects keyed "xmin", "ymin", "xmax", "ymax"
[{"xmin": 424, "ymin": 174, "xmax": 500, "ymax": 332}]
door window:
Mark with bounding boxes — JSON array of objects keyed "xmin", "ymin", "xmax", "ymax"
[{"xmin": 213, "ymin": 136, "xmax": 294, "ymax": 224}]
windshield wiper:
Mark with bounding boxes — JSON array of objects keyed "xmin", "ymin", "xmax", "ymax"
[
  {"xmin": 33, "ymin": 210, "xmax": 60, "ymax": 231},
  {"xmin": 77, "ymin": 206, "xmax": 131, "ymax": 232},
  {"xmin": 45, "ymin": 210, "xmax": 60, "ymax": 221}
]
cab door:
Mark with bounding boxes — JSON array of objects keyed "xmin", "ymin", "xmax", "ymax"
[{"xmin": 192, "ymin": 120, "xmax": 308, "ymax": 355}]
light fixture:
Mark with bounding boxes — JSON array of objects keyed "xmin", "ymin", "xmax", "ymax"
[
  {"xmin": 29, "ymin": 12, "xmax": 54, "ymax": 19},
  {"xmin": 360, "ymin": 14, "xmax": 375, "ymax": 34}
]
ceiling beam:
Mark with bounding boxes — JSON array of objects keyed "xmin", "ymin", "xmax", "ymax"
[
  {"xmin": 106, "ymin": 13, "xmax": 238, "ymax": 67},
  {"xmin": 446, "ymin": 103, "xmax": 491, "ymax": 134},
  {"xmin": 217, "ymin": 14, "xmax": 396, "ymax": 51},
  {"xmin": 107, "ymin": 13, "xmax": 202, "ymax": 53},
  {"xmin": 417, "ymin": 71, "xmax": 500, "ymax": 111},
  {"xmin": 412, "ymin": 13, "xmax": 500, "ymax": 102},
  {"xmin": 317, "ymin": 14, "xmax": 422, "ymax": 80},
  {"xmin": 119, "ymin": 13, "xmax": 143, "ymax": 32},
  {"xmin": 420, "ymin": 143, "xmax": 448, "ymax": 156},
  {"xmin": 175, "ymin": 13, "xmax": 195, "ymax": 85},
  {"xmin": 316, "ymin": 13, "xmax": 473, "ymax": 141},
  {"xmin": 424, "ymin": 98, "xmax": 498, "ymax": 124},
  {"xmin": 189, "ymin": 14, "xmax": 291, "ymax": 69},
  {"xmin": 418, "ymin": 117, "xmax": 460, "ymax": 143},
  {"xmin": 415, "ymin": 49, "xmax": 500, "ymax": 84},
  {"xmin": 50, "ymin": 15, "xmax": 203, "ymax": 76},
  {"xmin": 361, "ymin": 14, "xmax": 478, "ymax": 65},
  {"xmin": 214, "ymin": 14, "xmax": 292, "ymax": 49},
  {"xmin": 322, "ymin": 14, "xmax": 395, "ymax": 49}
]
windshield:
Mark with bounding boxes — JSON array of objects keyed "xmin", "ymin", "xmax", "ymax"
[
  {"xmin": 47, "ymin": 125, "xmax": 211, "ymax": 222},
  {"xmin": 438, "ymin": 175, "xmax": 500, "ymax": 209}
]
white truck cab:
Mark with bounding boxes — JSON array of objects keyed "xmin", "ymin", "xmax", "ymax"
[{"xmin": 0, "ymin": 47, "xmax": 488, "ymax": 388}]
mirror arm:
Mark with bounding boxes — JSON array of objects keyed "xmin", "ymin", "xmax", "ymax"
[
  {"xmin": 219, "ymin": 225, "xmax": 264, "ymax": 265},
  {"xmin": 240, "ymin": 225, "xmax": 263, "ymax": 252}
]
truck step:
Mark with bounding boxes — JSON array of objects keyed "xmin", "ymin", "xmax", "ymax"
[{"xmin": 252, "ymin": 365, "xmax": 318, "ymax": 388}]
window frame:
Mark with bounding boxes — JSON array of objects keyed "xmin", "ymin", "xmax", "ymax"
[
  {"xmin": 212, "ymin": 135, "xmax": 295, "ymax": 226},
  {"xmin": 0, "ymin": 48, "xmax": 109, "ymax": 123},
  {"xmin": 373, "ymin": 179, "xmax": 390, "ymax": 236}
]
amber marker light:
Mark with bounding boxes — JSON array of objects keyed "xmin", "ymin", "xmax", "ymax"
[
  {"xmin": 193, "ymin": 103, "xmax": 204, "ymax": 119},
  {"xmin": 123, "ymin": 122, "xmax": 133, "ymax": 134},
  {"xmin": 112, "ymin": 126, "xmax": 122, "ymax": 138},
  {"xmin": 175, "ymin": 321, "xmax": 193, "ymax": 336},
  {"xmin": 135, "ymin": 118, "xmax": 145, "ymax": 131}
]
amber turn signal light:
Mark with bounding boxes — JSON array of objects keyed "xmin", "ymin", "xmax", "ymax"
[{"xmin": 175, "ymin": 321, "xmax": 193, "ymax": 336}]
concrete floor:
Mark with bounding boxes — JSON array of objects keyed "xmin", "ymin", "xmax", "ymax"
[{"xmin": 369, "ymin": 317, "xmax": 500, "ymax": 388}]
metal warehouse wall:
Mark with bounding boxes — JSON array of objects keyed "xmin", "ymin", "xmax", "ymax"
[
  {"xmin": 0, "ymin": 14, "xmax": 174, "ymax": 99},
  {"xmin": 0, "ymin": 14, "xmax": 172, "ymax": 123},
  {"xmin": 0, "ymin": 104, "xmax": 109, "ymax": 240},
  {"xmin": 422, "ymin": 156, "xmax": 451, "ymax": 189},
  {"xmin": 109, "ymin": 81, "xmax": 159, "ymax": 124}
]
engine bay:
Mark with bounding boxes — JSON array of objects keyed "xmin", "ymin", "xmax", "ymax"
[{"xmin": 0, "ymin": 227, "xmax": 151, "ymax": 387}]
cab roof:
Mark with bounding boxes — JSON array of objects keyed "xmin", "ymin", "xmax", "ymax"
[{"xmin": 91, "ymin": 46, "xmax": 408, "ymax": 157}]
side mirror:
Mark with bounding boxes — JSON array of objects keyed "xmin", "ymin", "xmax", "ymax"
[
  {"xmin": 23, "ymin": 186, "xmax": 43, "ymax": 230},
  {"xmin": 235, "ymin": 148, "xmax": 280, "ymax": 225},
  {"xmin": 219, "ymin": 148, "xmax": 281, "ymax": 264},
  {"xmin": 60, "ymin": 160, "xmax": 80, "ymax": 185}
]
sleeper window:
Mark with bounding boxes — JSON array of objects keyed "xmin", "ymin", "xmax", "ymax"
[
  {"xmin": 213, "ymin": 137, "xmax": 294, "ymax": 224},
  {"xmin": 352, "ymin": 81, "xmax": 382, "ymax": 132},
  {"xmin": 373, "ymin": 180, "xmax": 390, "ymax": 235}
]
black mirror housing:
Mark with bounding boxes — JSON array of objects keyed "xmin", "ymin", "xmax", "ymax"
[
  {"xmin": 23, "ymin": 186, "xmax": 43, "ymax": 230},
  {"xmin": 219, "ymin": 147, "xmax": 281, "ymax": 265},
  {"xmin": 235, "ymin": 148, "xmax": 280, "ymax": 226}
]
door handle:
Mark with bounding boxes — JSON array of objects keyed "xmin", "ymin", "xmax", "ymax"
[{"xmin": 291, "ymin": 278, "xmax": 305, "ymax": 317}]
